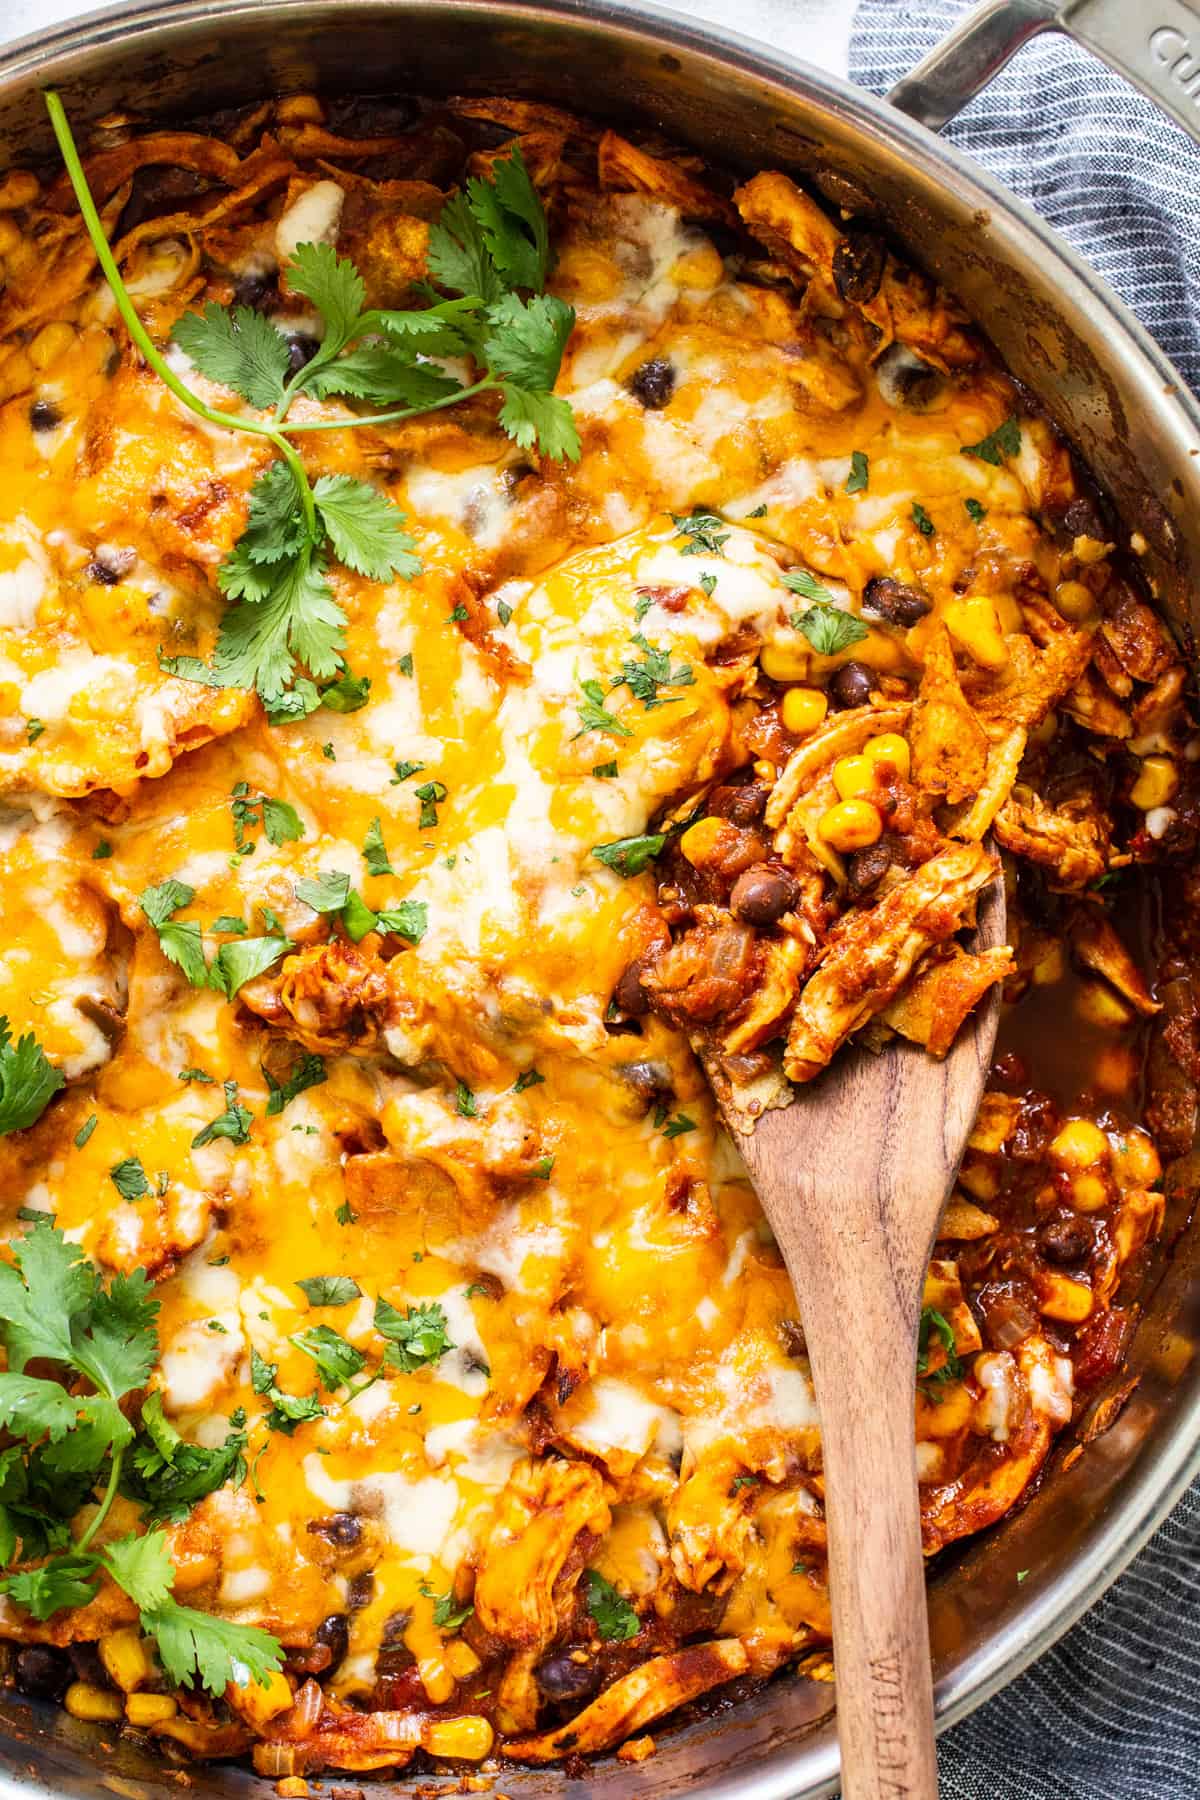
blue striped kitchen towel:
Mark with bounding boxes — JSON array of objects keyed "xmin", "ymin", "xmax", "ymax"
[{"xmin": 849, "ymin": 4, "xmax": 1200, "ymax": 1794}]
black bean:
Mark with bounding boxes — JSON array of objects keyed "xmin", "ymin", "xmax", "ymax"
[
  {"xmin": 534, "ymin": 1650, "xmax": 604, "ymax": 1703},
  {"xmin": 617, "ymin": 1060, "xmax": 674, "ymax": 1108},
  {"xmin": 628, "ymin": 358, "xmax": 676, "ymax": 411},
  {"xmin": 875, "ymin": 344, "xmax": 945, "ymax": 412},
  {"xmin": 314, "ymin": 1612, "xmax": 349, "ymax": 1675},
  {"xmin": 306, "ymin": 1510, "xmax": 362, "ymax": 1548},
  {"xmin": 1039, "ymin": 1217, "xmax": 1094, "ymax": 1265},
  {"xmin": 14, "ymin": 1645, "xmax": 71, "ymax": 1703},
  {"xmin": 778, "ymin": 1317, "xmax": 806, "ymax": 1358},
  {"xmin": 67, "ymin": 1642, "xmax": 108, "ymax": 1688},
  {"xmin": 347, "ymin": 1571, "xmax": 375, "ymax": 1612},
  {"xmin": 1061, "ymin": 494, "xmax": 1107, "ymax": 541},
  {"xmin": 847, "ymin": 839, "xmax": 894, "ymax": 898},
  {"xmin": 708, "ymin": 781, "xmax": 769, "ymax": 827},
  {"xmin": 286, "ymin": 334, "xmax": 320, "ymax": 375},
  {"xmin": 231, "ymin": 271, "xmax": 278, "ymax": 312},
  {"xmin": 828, "ymin": 661, "xmax": 878, "ymax": 709},
  {"xmin": 832, "ymin": 228, "xmax": 886, "ymax": 305},
  {"xmin": 862, "ymin": 576, "xmax": 931, "ymax": 628},
  {"xmin": 29, "ymin": 399, "xmax": 59, "ymax": 432},
  {"xmin": 85, "ymin": 546, "xmax": 135, "ymax": 587},
  {"xmin": 730, "ymin": 865, "xmax": 798, "ymax": 927},
  {"xmin": 614, "ymin": 961, "xmax": 650, "ymax": 1017}
]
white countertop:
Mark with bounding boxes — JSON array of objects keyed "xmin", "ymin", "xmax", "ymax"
[{"xmin": 0, "ymin": 0, "xmax": 857, "ymax": 75}]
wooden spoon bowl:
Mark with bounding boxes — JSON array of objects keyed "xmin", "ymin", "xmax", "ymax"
[{"xmin": 724, "ymin": 872, "xmax": 1007, "ymax": 1800}]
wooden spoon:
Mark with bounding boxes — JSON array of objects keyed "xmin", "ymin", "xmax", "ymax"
[{"xmin": 722, "ymin": 872, "xmax": 1007, "ymax": 1800}]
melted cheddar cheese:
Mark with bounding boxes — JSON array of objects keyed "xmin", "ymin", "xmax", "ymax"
[{"xmin": 0, "ymin": 94, "xmax": 1189, "ymax": 1777}]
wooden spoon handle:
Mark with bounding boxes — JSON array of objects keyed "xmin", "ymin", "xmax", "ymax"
[{"xmin": 806, "ymin": 1310, "xmax": 937, "ymax": 1800}]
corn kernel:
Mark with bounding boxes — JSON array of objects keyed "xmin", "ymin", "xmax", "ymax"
[
  {"xmin": 1039, "ymin": 1273, "xmax": 1094, "ymax": 1322},
  {"xmin": 780, "ymin": 685, "xmax": 828, "ymax": 735},
  {"xmin": 227, "ymin": 1667, "xmax": 293, "ymax": 1726},
  {"xmin": 1113, "ymin": 1129, "xmax": 1161, "ymax": 1190},
  {"xmin": 444, "ymin": 1636, "xmax": 482, "ymax": 1679},
  {"xmin": 126, "ymin": 1693, "xmax": 177, "ymax": 1725},
  {"xmin": 421, "ymin": 1716, "xmax": 494, "ymax": 1761},
  {"xmin": 832, "ymin": 754, "xmax": 876, "ymax": 801},
  {"xmin": 1130, "ymin": 754, "xmax": 1178, "ymax": 812},
  {"xmin": 1050, "ymin": 1118, "xmax": 1109, "ymax": 1170},
  {"xmin": 866, "ymin": 732, "xmax": 911, "ymax": 779},
  {"xmin": 944, "ymin": 595, "xmax": 1009, "ymax": 669},
  {"xmin": 833, "ymin": 629, "xmax": 905, "ymax": 673},
  {"xmin": 959, "ymin": 1160, "xmax": 1000, "ymax": 1202},
  {"xmin": 28, "ymin": 321, "xmax": 76, "ymax": 372},
  {"xmin": 818, "ymin": 798, "xmax": 882, "ymax": 852},
  {"xmin": 64, "ymin": 1682, "xmax": 123, "ymax": 1722},
  {"xmin": 99, "ymin": 1626, "xmax": 151, "ymax": 1691},
  {"xmin": 679, "ymin": 816, "xmax": 726, "ymax": 867},
  {"xmin": 0, "ymin": 350, "xmax": 32, "ymax": 403},
  {"xmin": 557, "ymin": 245, "xmax": 621, "ymax": 302},
  {"xmin": 760, "ymin": 640, "xmax": 810, "ymax": 683},
  {"xmin": 1053, "ymin": 579, "xmax": 1097, "ymax": 621},
  {"xmin": 1071, "ymin": 1171, "xmax": 1110, "ymax": 1212},
  {"xmin": 80, "ymin": 327, "xmax": 116, "ymax": 374},
  {"xmin": 1076, "ymin": 979, "xmax": 1133, "ymax": 1029},
  {"xmin": 672, "ymin": 243, "xmax": 724, "ymax": 290},
  {"xmin": 274, "ymin": 1781, "xmax": 310, "ymax": 1800}
]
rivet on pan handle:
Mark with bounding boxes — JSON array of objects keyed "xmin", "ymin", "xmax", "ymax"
[{"xmin": 888, "ymin": 0, "xmax": 1200, "ymax": 150}]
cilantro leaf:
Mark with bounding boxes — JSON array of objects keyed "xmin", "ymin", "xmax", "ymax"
[
  {"xmin": 215, "ymin": 547, "xmax": 346, "ymax": 702},
  {"xmin": 285, "ymin": 242, "xmax": 365, "ymax": 358},
  {"xmin": 373, "ymin": 1298, "xmax": 453, "ymax": 1371},
  {"xmin": 265, "ymin": 1050, "xmax": 327, "ymax": 1116},
  {"xmin": 375, "ymin": 900, "xmax": 428, "ymax": 945},
  {"xmin": 313, "ymin": 475, "xmax": 421, "ymax": 582},
  {"xmin": 965, "ymin": 497, "xmax": 987, "ymax": 523},
  {"xmin": 961, "ymin": 417, "xmax": 1021, "ymax": 466},
  {"xmin": 209, "ymin": 935, "xmax": 291, "ymax": 999},
  {"xmin": 912, "ymin": 502, "xmax": 935, "ymax": 536},
  {"xmin": 191, "ymin": 1080, "xmax": 253, "ymax": 1149},
  {"xmin": 484, "ymin": 292, "xmax": 575, "ymax": 392},
  {"xmin": 789, "ymin": 603, "xmax": 869, "ymax": 657},
  {"xmin": 296, "ymin": 1275, "xmax": 360, "ymax": 1307},
  {"xmin": 671, "ymin": 512, "xmax": 729, "ymax": 557},
  {"xmin": 584, "ymin": 1568, "xmax": 639, "ymax": 1641},
  {"xmin": 171, "ymin": 304, "xmax": 289, "ymax": 410},
  {"xmin": 497, "ymin": 385, "xmax": 581, "ymax": 462},
  {"xmin": 614, "ymin": 636, "xmax": 694, "ymax": 710},
  {"xmin": 591, "ymin": 833, "xmax": 665, "ymax": 878},
  {"xmin": 295, "ymin": 870, "xmax": 351, "ymax": 914},
  {"xmin": 414, "ymin": 780, "xmax": 447, "ymax": 830},
  {"xmin": 235, "ymin": 462, "xmax": 309, "ymax": 566},
  {"xmin": 100, "ymin": 1527, "xmax": 176, "ymax": 1613},
  {"xmin": 110, "ymin": 1156, "xmax": 151, "ymax": 1201},
  {"xmin": 0, "ymin": 1373, "xmax": 82, "ymax": 1444},
  {"xmin": 574, "ymin": 679, "xmax": 632, "ymax": 740},
  {"xmin": 0, "ymin": 1018, "xmax": 63, "ymax": 1136},
  {"xmin": 290, "ymin": 1323, "xmax": 366, "ymax": 1390},
  {"xmin": 0, "ymin": 1222, "xmax": 95, "ymax": 1370},
  {"xmin": 80, "ymin": 1266, "xmax": 159, "ymax": 1398},
  {"xmin": 917, "ymin": 1306, "xmax": 963, "ymax": 1380},
  {"xmin": 782, "ymin": 567, "xmax": 839, "ymax": 608},
  {"xmin": 427, "ymin": 190, "xmax": 505, "ymax": 304},
  {"xmin": 468, "ymin": 146, "xmax": 549, "ymax": 290},
  {"xmin": 262, "ymin": 796, "xmax": 304, "ymax": 846},
  {"xmin": 1, "ymin": 1552, "xmax": 99, "ymax": 1620},
  {"xmin": 305, "ymin": 346, "xmax": 461, "ymax": 410},
  {"xmin": 123, "ymin": 1393, "xmax": 246, "ymax": 1524},
  {"xmin": 340, "ymin": 889, "xmax": 378, "ymax": 943},
  {"xmin": 846, "ymin": 450, "xmax": 869, "ymax": 494},
  {"xmin": 144, "ymin": 1597, "xmax": 282, "ymax": 1694},
  {"xmin": 139, "ymin": 881, "xmax": 210, "ymax": 989},
  {"xmin": 431, "ymin": 1587, "xmax": 474, "ymax": 1632},
  {"xmin": 320, "ymin": 667, "xmax": 371, "ymax": 713},
  {"xmin": 363, "ymin": 815, "xmax": 393, "ymax": 877}
]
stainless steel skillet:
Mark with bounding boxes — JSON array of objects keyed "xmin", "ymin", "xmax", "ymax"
[{"xmin": 0, "ymin": 1, "xmax": 1198, "ymax": 1795}]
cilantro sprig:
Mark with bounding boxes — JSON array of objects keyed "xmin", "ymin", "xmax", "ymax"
[
  {"xmin": 0, "ymin": 1221, "xmax": 279, "ymax": 1691},
  {"xmin": 0, "ymin": 1017, "xmax": 63, "ymax": 1137},
  {"xmin": 783, "ymin": 569, "xmax": 869, "ymax": 657},
  {"xmin": 44, "ymin": 92, "xmax": 578, "ymax": 713}
]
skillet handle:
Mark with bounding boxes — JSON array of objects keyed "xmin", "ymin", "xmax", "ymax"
[{"xmin": 888, "ymin": 0, "xmax": 1200, "ymax": 150}]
